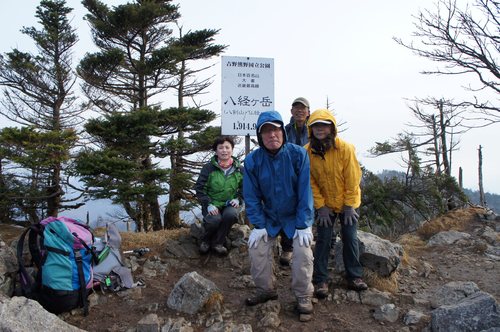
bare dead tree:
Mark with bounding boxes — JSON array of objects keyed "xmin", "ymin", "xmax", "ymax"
[
  {"xmin": 403, "ymin": 97, "xmax": 467, "ymax": 174},
  {"xmin": 478, "ymin": 145, "xmax": 486, "ymax": 206},
  {"xmin": 459, "ymin": 166, "xmax": 463, "ymax": 188},
  {"xmin": 394, "ymin": 0, "xmax": 500, "ymax": 124}
]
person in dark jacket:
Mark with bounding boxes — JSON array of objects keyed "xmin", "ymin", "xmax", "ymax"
[
  {"xmin": 284, "ymin": 97, "xmax": 310, "ymax": 146},
  {"xmin": 279, "ymin": 97, "xmax": 311, "ymax": 266},
  {"xmin": 195, "ymin": 136, "xmax": 243, "ymax": 255},
  {"xmin": 243, "ymin": 110, "xmax": 315, "ymax": 316}
]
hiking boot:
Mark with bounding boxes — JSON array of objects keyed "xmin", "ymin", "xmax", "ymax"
[
  {"xmin": 199, "ymin": 241, "xmax": 210, "ymax": 254},
  {"xmin": 279, "ymin": 251, "xmax": 292, "ymax": 266},
  {"xmin": 296, "ymin": 296, "xmax": 313, "ymax": 314},
  {"xmin": 347, "ymin": 278, "xmax": 368, "ymax": 291},
  {"xmin": 245, "ymin": 291, "xmax": 278, "ymax": 306},
  {"xmin": 213, "ymin": 244, "xmax": 228, "ymax": 256},
  {"xmin": 314, "ymin": 282, "xmax": 329, "ymax": 299}
]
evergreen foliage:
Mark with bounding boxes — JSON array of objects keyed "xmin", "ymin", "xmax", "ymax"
[
  {"xmin": 360, "ymin": 167, "xmax": 468, "ymax": 238},
  {"xmin": 0, "ymin": 126, "xmax": 77, "ymax": 223},
  {"xmin": 0, "ymin": 0, "xmax": 80, "ymax": 222},
  {"xmin": 77, "ymin": 0, "xmax": 225, "ymax": 231}
]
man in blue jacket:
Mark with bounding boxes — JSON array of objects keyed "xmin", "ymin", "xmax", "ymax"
[{"xmin": 243, "ymin": 110, "xmax": 315, "ymax": 315}]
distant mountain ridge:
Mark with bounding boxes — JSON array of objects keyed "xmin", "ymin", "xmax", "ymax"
[{"xmin": 462, "ymin": 188, "xmax": 500, "ymax": 214}]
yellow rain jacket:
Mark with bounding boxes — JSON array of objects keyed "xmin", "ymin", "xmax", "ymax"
[{"xmin": 304, "ymin": 109, "xmax": 362, "ymax": 213}]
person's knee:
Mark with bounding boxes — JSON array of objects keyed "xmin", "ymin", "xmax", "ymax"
[
  {"xmin": 293, "ymin": 244, "xmax": 313, "ymax": 259},
  {"xmin": 204, "ymin": 215, "xmax": 222, "ymax": 229},
  {"xmin": 222, "ymin": 206, "xmax": 239, "ymax": 219},
  {"xmin": 341, "ymin": 224, "xmax": 357, "ymax": 238}
]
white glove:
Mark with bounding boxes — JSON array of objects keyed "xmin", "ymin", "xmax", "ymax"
[
  {"xmin": 228, "ymin": 198, "xmax": 239, "ymax": 208},
  {"xmin": 207, "ymin": 205, "xmax": 219, "ymax": 215},
  {"xmin": 248, "ymin": 228, "xmax": 268, "ymax": 249},
  {"xmin": 293, "ymin": 227, "xmax": 313, "ymax": 247}
]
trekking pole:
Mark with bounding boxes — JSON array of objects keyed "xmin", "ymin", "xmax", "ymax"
[{"xmin": 123, "ymin": 247, "xmax": 150, "ymax": 256}]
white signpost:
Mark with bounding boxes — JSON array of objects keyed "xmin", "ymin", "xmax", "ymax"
[{"xmin": 221, "ymin": 56, "xmax": 274, "ymax": 137}]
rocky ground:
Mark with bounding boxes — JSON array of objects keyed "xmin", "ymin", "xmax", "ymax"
[{"xmin": 1, "ymin": 206, "xmax": 499, "ymax": 331}]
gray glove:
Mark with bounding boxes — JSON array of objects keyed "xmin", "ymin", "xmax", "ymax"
[
  {"xmin": 343, "ymin": 206, "xmax": 359, "ymax": 226},
  {"xmin": 316, "ymin": 206, "xmax": 333, "ymax": 227}
]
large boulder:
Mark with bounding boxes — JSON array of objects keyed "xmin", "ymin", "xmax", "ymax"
[
  {"xmin": 167, "ymin": 271, "xmax": 222, "ymax": 315},
  {"xmin": 0, "ymin": 237, "xmax": 17, "ymax": 297},
  {"xmin": 430, "ymin": 281, "xmax": 480, "ymax": 309},
  {"xmin": 228, "ymin": 224, "xmax": 250, "ymax": 244},
  {"xmin": 431, "ymin": 291, "xmax": 500, "ymax": 331},
  {"xmin": 0, "ymin": 295, "xmax": 85, "ymax": 331},
  {"xmin": 334, "ymin": 230, "xmax": 402, "ymax": 277},
  {"xmin": 427, "ymin": 230, "xmax": 471, "ymax": 246},
  {"xmin": 163, "ymin": 236, "xmax": 200, "ymax": 259}
]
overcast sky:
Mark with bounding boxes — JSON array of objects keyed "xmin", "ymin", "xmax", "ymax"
[{"xmin": 1, "ymin": 0, "xmax": 498, "ymax": 195}]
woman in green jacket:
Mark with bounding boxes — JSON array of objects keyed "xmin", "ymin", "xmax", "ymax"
[{"xmin": 194, "ymin": 136, "xmax": 243, "ymax": 255}]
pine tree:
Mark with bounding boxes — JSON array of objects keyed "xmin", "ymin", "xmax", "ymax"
[
  {"xmin": 0, "ymin": 0, "xmax": 80, "ymax": 221},
  {"xmin": 163, "ymin": 27, "xmax": 226, "ymax": 228},
  {"xmin": 77, "ymin": 0, "xmax": 225, "ymax": 230}
]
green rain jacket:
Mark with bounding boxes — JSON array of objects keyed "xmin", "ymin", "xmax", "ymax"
[{"xmin": 195, "ymin": 156, "xmax": 243, "ymax": 209}]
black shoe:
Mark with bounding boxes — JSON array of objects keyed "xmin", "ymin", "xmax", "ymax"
[
  {"xmin": 314, "ymin": 282, "xmax": 329, "ymax": 299},
  {"xmin": 199, "ymin": 241, "xmax": 210, "ymax": 254},
  {"xmin": 245, "ymin": 291, "xmax": 278, "ymax": 306}
]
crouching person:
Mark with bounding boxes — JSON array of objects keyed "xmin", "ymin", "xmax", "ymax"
[
  {"xmin": 243, "ymin": 110, "xmax": 315, "ymax": 316},
  {"xmin": 194, "ymin": 136, "xmax": 243, "ymax": 256}
]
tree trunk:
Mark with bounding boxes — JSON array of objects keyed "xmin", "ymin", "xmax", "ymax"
[
  {"xmin": 124, "ymin": 201, "xmax": 142, "ymax": 232},
  {"xmin": 163, "ymin": 60, "xmax": 187, "ymax": 229},
  {"xmin": 46, "ymin": 164, "xmax": 61, "ymax": 217},
  {"xmin": 141, "ymin": 157, "xmax": 163, "ymax": 231},
  {"xmin": 438, "ymin": 100, "xmax": 450, "ymax": 176},
  {"xmin": 431, "ymin": 114, "xmax": 441, "ymax": 173},
  {"xmin": 164, "ymin": 152, "xmax": 182, "ymax": 229},
  {"xmin": 478, "ymin": 145, "xmax": 486, "ymax": 207},
  {"xmin": 0, "ymin": 160, "xmax": 11, "ymax": 223},
  {"xmin": 458, "ymin": 166, "xmax": 463, "ymax": 189}
]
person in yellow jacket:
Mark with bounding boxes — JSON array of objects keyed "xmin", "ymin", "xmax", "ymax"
[{"xmin": 304, "ymin": 108, "xmax": 368, "ymax": 299}]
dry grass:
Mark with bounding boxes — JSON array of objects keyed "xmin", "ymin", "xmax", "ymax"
[
  {"xmin": 416, "ymin": 207, "xmax": 481, "ymax": 240},
  {"xmin": 397, "ymin": 233, "xmax": 426, "ymax": 259},
  {"xmin": 121, "ymin": 228, "xmax": 189, "ymax": 253},
  {"xmin": 204, "ymin": 291, "xmax": 224, "ymax": 312},
  {"xmin": 364, "ymin": 269, "xmax": 399, "ymax": 294},
  {"xmin": 1, "ymin": 223, "xmax": 190, "ymax": 255},
  {"xmin": 94, "ymin": 227, "xmax": 190, "ymax": 256},
  {"xmin": 0, "ymin": 224, "xmax": 26, "ymax": 245}
]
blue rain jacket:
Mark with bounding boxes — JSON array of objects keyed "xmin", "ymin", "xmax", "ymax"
[{"xmin": 243, "ymin": 110, "xmax": 314, "ymax": 238}]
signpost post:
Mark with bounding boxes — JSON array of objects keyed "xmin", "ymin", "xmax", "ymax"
[{"xmin": 221, "ymin": 56, "xmax": 274, "ymax": 155}]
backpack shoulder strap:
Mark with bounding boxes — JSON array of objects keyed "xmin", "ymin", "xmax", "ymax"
[
  {"xmin": 16, "ymin": 224, "xmax": 43, "ymax": 295},
  {"xmin": 74, "ymin": 250, "xmax": 89, "ymax": 316},
  {"xmin": 28, "ymin": 224, "xmax": 44, "ymax": 269}
]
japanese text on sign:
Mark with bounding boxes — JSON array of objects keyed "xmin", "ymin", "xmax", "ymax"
[{"xmin": 221, "ymin": 56, "xmax": 274, "ymax": 136}]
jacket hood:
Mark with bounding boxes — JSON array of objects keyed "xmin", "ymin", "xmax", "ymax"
[
  {"xmin": 256, "ymin": 110, "xmax": 287, "ymax": 147},
  {"xmin": 307, "ymin": 109, "xmax": 337, "ymax": 138}
]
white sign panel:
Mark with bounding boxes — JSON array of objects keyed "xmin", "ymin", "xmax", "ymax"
[{"xmin": 221, "ymin": 56, "xmax": 274, "ymax": 136}]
